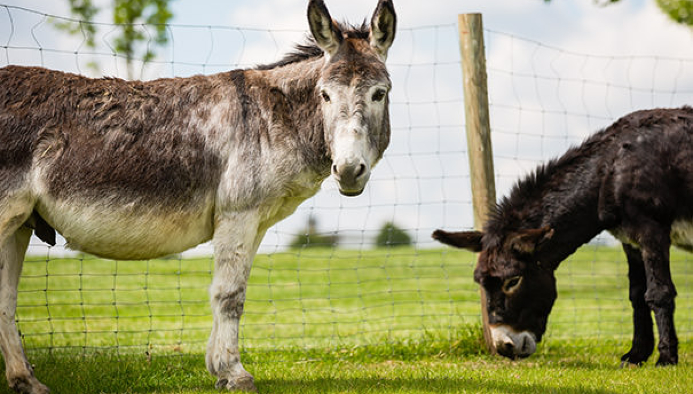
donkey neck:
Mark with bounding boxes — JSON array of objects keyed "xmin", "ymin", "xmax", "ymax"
[
  {"xmin": 491, "ymin": 137, "xmax": 615, "ymax": 268},
  {"xmin": 251, "ymin": 58, "xmax": 331, "ymax": 175}
]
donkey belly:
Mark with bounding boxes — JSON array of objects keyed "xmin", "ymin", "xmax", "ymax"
[
  {"xmin": 35, "ymin": 198, "xmax": 215, "ymax": 260},
  {"xmin": 611, "ymin": 219, "xmax": 693, "ymax": 252},
  {"xmin": 671, "ymin": 220, "xmax": 693, "ymax": 252}
]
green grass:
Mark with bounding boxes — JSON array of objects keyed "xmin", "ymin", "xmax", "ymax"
[
  {"xmin": 4, "ymin": 337, "xmax": 693, "ymax": 394},
  {"xmin": 1, "ymin": 245, "xmax": 691, "ymax": 393}
]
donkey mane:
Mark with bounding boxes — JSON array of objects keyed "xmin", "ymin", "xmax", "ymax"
[
  {"xmin": 256, "ymin": 22, "xmax": 370, "ymax": 71},
  {"xmin": 483, "ymin": 137, "xmax": 605, "ymax": 249}
]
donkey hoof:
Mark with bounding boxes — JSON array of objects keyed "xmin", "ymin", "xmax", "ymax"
[
  {"xmin": 9, "ymin": 375, "xmax": 50, "ymax": 394},
  {"xmin": 620, "ymin": 349, "xmax": 650, "ymax": 367},
  {"xmin": 655, "ymin": 355, "xmax": 678, "ymax": 366},
  {"xmin": 619, "ymin": 355, "xmax": 643, "ymax": 368},
  {"xmin": 619, "ymin": 360, "xmax": 640, "ymax": 369},
  {"xmin": 215, "ymin": 379, "xmax": 229, "ymax": 389},
  {"xmin": 215, "ymin": 376, "xmax": 257, "ymax": 392}
]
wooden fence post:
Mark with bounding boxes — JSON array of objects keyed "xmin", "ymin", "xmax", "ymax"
[{"xmin": 458, "ymin": 13, "xmax": 497, "ymax": 353}]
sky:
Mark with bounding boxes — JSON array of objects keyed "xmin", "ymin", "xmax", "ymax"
[{"xmin": 2, "ymin": 0, "xmax": 693, "ymax": 256}]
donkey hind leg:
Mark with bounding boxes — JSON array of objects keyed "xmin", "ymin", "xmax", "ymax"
[
  {"xmin": 638, "ymin": 226, "xmax": 679, "ymax": 366},
  {"xmin": 0, "ymin": 226, "xmax": 49, "ymax": 394},
  {"xmin": 206, "ymin": 212, "xmax": 260, "ymax": 392},
  {"xmin": 620, "ymin": 244, "xmax": 654, "ymax": 366}
]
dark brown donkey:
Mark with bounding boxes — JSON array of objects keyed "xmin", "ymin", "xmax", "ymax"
[
  {"xmin": 434, "ymin": 107, "xmax": 693, "ymax": 366},
  {"xmin": 0, "ymin": 1, "xmax": 396, "ymax": 392}
]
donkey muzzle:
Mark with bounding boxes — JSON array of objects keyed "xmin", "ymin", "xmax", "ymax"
[
  {"xmin": 332, "ymin": 157, "xmax": 370, "ymax": 196},
  {"xmin": 490, "ymin": 324, "xmax": 537, "ymax": 359}
]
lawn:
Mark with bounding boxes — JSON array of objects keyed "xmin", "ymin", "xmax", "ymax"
[
  {"xmin": 4, "ymin": 338, "xmax": 693, "ymax": 394},
  {"xmin": 1, "ymin": 245, "xmax": 691, "ymax": 393}
]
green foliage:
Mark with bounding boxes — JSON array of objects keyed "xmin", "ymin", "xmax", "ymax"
[
  {"xmin": 656, "ymin": 0, "xmax": 693, "ymax": 26},
  {"xmin": 54, "ymin": 0, "xmax": 99, "ymax": 48},
  {"xmin": 375, "ymin": 221, "xmax": 412, "ymax": 247},
  {"xmin": 56, "ymin": 0, "xmax": 175, "ymax": 78},
  {"xmin": 289, "ymin": 232, "xmax": 339, "ymax": 248},
  {"xmin": 543, "ymin": 0, "xmax": 693, "ymax": 27},
  {"xmin": 289, "ymin": 216, "xmax": 339, "ymax": 248},
  {"xmin": 113, "ymin": 0, "xmax": 174, "ymax": 66}
]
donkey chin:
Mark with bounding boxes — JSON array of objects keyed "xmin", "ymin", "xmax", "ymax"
[{"xmin": 490, "ymin": 324, "xmax": 538, "ymax": 359}]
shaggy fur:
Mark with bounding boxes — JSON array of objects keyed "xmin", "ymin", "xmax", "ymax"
[
  {"xmin": 0, "ymin": 1, "xmax": 396, "ymax": 392},
  {"xmin": 434, "ymin": 106, "xmax": 693, "ymax": 365}
]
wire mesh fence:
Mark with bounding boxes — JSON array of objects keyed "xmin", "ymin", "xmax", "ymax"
[{"xmin": 2, "ymin": 3, "xmax": 693, "ymax": 358}]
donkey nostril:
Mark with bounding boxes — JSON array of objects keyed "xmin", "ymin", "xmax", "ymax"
[
  {"xmin": 332, "ymin": 164, "xmax": 338, "ymax": 174},
  {"xmin": 355, "ymin": 164, "xmax": 366, "ymax": 178},
  {"xmin": 498, "ymin": 340, "xmax": 515, "ymax": 357}
]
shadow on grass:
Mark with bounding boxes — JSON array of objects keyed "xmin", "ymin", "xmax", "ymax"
[
  {"xmin": 0, "ymin": 355, "xmax": 687, "ymax": 394},
  {"xmin": 2, "ymin": 370, "xmax": 621, "ymax": 394},
  {"xmin": 0, "ymin": 353, "xmax": 622, "ymax": 394},
  {"xmin": 1, "ymin": 335, "xmax": 689, "ymax": 394},
  {"xmin": 260, "ymin": 377, "xmax": 620, "ymax": 394},
  {"xmin": 0, "ymin": 354, "xmax": 215, "ymax": 394}
]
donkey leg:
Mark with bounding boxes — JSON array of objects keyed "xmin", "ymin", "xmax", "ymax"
[
  {"xmin": 0, "ymin": 226, "xmax": 49, "ymax": 394},
  {"xmin": 620, "ymin": 244, "xmax": 654, "ymax": 366},
  {"xmin": 638, "ymin": 227, "xmax": 678, "ymax": 366},
  {"xmin": 206, "ymin": 212, "xmax": 260, "ymax": 392}
]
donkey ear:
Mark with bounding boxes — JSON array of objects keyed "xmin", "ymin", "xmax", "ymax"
[
  {"xmin": 507, "ymin": 226, "xmax": 554, "ymax": 255},
  {"xmin": 369, "ymin": 0, "xmax": 396, "ymax": 60},
  {"xmin": 432, "ymin": 230, "xmax": 483, "ymax": 252},
  {"xmin": 307, "ymin": 0, "xmax": 343, "ymax": 58}
]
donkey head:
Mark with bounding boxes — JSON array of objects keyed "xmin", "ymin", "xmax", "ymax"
[
  {"xmin": 307, "ymin": 0, "xmax": 396, "ymax": 196},
  {"xmin": 432, "ymin": 227, "xmax": 557, "ymax": 359}
]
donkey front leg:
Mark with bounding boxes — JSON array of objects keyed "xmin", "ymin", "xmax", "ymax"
[
  {"xmin": 0, "ymin": 227, "xmax": 49, "ymax": 394},
  {"xmin": 620, "ymin": 243, "xmax": 655, "ymax": 366},
  {"xmin": 206, "ymin": 211, "xmax": 260, "ymax": 392}
]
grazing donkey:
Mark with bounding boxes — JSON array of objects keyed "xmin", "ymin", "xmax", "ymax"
[
  {"xmin": 434, "ymin": 107, "xmax": 693, "ymax": 366},
  {"xmin": 0, "ymin": 0, "xmax": 396, "ymax": 392}
]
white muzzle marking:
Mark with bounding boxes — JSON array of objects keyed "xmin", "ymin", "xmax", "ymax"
[
  {"xmin": 330, "ymin": 120, "xmax": 373, "ymax": 197},
  {"xmin": 331, "ymin": 156, "xmax": 369, "ymax": 196},
  {"xmin": 490, "ymin": 324, "xmax": 537, "ymax": 359}
]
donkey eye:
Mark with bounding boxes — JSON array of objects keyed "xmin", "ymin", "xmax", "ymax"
[
  {"xmin": 502, "ymin": 276, "xmax": 523, "ymax": 294},
  {"xmin": 372, "ymin": 89, "xmax": 386, "ymax": 102},
  {"xmin": 321, "ymin": 91, "xmax": 331, "ymax": 103}
]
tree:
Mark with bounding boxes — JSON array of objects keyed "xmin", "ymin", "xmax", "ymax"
[
  {"xmin": 656, "ymin": 0, "xmax": 693, "ymax": 26},
  {"xmin": 543, "ymin": 0, "xmax": 693, "ymax": 28},
  {"xmin": 375, "ymin": 222, "xmax": 412, "ymax": 248},
  {"xmin": 58, "ymin": 0, "xmax": 174, "ymax": 79},
  {"xmin": 289, "ymin": 216, "xmax": 339, "ymax": 249}
]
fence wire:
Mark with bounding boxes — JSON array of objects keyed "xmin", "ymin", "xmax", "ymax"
[{"xmin": 1, "ymin": 4, "xmax": 693, "ymax": 358}]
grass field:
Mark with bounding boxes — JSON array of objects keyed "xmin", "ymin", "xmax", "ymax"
[{"xmin": 1, "ymin": 245, "xmax": 691, "ymax": 393}]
